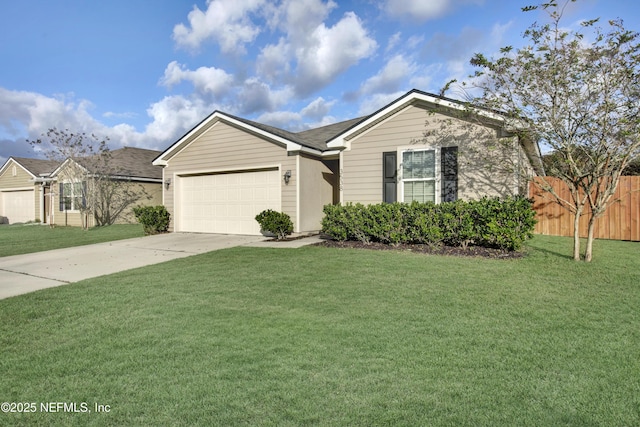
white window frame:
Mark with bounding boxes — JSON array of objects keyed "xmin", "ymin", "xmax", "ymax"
[
  {"xmin": 398, "ymin": 146, "xmax": 441, "ymax": 204},
  {"xmin": 61, "ymin": 181, "xmax": 84, "ymax": 212}
]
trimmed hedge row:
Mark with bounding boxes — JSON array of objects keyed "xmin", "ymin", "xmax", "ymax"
[{"xmin": 321, "ymin": 197, "xmax": 536, "ymax": 251}]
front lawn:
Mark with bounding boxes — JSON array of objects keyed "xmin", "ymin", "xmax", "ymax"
[
  {"xmin": 0, "ymin": 224, "xmax": 144, "ymax": 257},
  {"xmin": 0, "ymin": 236, "xmax": 638, "ymax": 426}
]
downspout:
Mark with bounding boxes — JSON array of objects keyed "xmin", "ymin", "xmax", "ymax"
[
  {"xmin": 295, "ymin": 154, "xmax": 300, "ymax": 233},
  {"xmin": 39, "ymin": 184, "xmax": 44, "ymax": 223},
  {"xmin": 339, "ymin": 151, "xmax": 344, "ymax": 204}
]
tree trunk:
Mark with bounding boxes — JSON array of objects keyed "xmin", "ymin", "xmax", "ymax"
[
  {"xmin": 585, "ymin": 214, "xmax": 597, "ymax": 263},
  {"xmin": 572, "ymin": 207, "xmax": 582, "ymax": 261}
]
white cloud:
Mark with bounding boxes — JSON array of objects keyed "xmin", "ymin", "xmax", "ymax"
[
  {"xmin": 383, "ymin": 0, "xmax": 484, "ymax": 22},
  {"xmin": 256, "ymin": 38, "xmax": 291, "ymax": 83},
  {"xmin": 0, "ymin": 88, "xmax": 101, "ymax": 138},
  {"xmin": 173, "ymin": 0, "xmax": 265, "ymax": 54},
  {"xmin": 141, "ymin": 95, "xmax": 212, "ymax": 144},
  {"xmin": 360, "ymin": 55, "xmax": 416, "ymax": 95},
  {"xmin": 386, "ymin": 32, "xmax": 402, "ymax": 53},
  {"xmin": 257, "ymin": 0, "xmax": 376, "ymax": 96},
  {"xmin": 301, "ymin": 97, "xmax": 335, "ymax": 120},
  {"xmin": 357, "ymin": 91, "xmax": 405, "ymax": 116},
  {"xmin": 255, "ymin": 111, "xmax": 302, "ymax": 129},
  {"xmin": 103, "ymin": 111, "xmax": 137, "ymax": 119},
  {"xmin": 266, "ymin": 0, "xmax": 336, "ymax": 36},
  {"xmin": 294, "ymin": 12, "xmax": 377, "ymax": 96},
  {"xmin": 0, "ymin": 87, "xmax": 219, "ymax": 161},
  {"xmin": 384, "ymin": 0, "xmax": 450, "ymax": 21},
  {"xmin": 160, "ymin": 61, "xmax": 234, "ymax": 97},
  {"xmin": 237, "ymin": 79, "xmax": 293, "ymax": 115}
]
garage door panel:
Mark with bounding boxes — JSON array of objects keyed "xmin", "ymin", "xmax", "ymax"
[
  {"xmin": 1, "ymin": 190, "xmax": 35, "ymax": 224},
  {"xmin": 179, "ymin": 170, "xmax": 281, "ymax": 235}
]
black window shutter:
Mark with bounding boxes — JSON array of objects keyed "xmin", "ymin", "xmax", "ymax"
[
  {"xmin": 441, "ymin": 147, "xmax": 458, "ymax": 202},
  {"xmin": 382, "ymin": 152, "xmax": 397, "ymax": 203},
  {"xmin": 59, "ymin": 183, "xmax": 64, "ymax": 211},
  {"xmin": 82, "ymin": 182, "xmax": 87, "ymax": 209}
]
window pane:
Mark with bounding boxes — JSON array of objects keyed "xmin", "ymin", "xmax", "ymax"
[
  {"xmin": 403, "ymin": 150, "xmax": 435, "ymax": 179},
  {"xmin": 403, "ymin": 181, "xmax": 435, "ymax": 203}
]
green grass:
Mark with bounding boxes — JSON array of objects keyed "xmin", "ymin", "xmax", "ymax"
[
  {"xmin": 0, "ymin": 224, "xmax": 144, "ymax": 257},
  {"xmin": 0, "ymin": 235, "xmax": 639, "ymax": 426}
]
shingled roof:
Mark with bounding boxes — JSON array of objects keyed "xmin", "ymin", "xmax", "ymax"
[
  {"xmin": 221, "ymin": 114, "xmax": 368, "ymax": 151},
  {"xmin": 9, "ymin": 157, "xmax": 60, "ymax": 177},
  {"xmin": 106, "ymin": 147, "xmax": 162, "ymax": 180},
  {"xmin": 52, "ymin": 147, "xmax": 163, "ymax": 181},
  {"xmin": 294, "ymin": 117, "xmax": 365, "ymax": 150}
]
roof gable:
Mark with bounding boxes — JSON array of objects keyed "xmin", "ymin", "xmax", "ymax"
[
  {"xmin": 153, "ymin": 111, "xmax": 308, "ymax": 166},
  {"xmin": 326, "ymin": 89, "xmax": 508, "ymax": 148},
  {"xmin": 0, "ymin": 157, "xmax": 59, "ymax": 178}
]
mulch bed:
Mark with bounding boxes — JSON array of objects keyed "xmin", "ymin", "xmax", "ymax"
[{"xmin": 313, "ymin": 239, "xmax": 526, "ymax": 259}]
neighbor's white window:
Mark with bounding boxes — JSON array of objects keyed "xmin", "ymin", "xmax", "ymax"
[
  {"xmin": 402, "ymin": 149, "xmax": 437, "ymax": 203},
  {"xmin": 62, "ymin": 182, "xmax": 84, "ymax": 211}
]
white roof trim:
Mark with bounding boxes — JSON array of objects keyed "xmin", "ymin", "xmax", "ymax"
[
  {"xmin": 327, "ymin": 91, "xmax": 508, "ymax": 149},
  {"xmin": 49, "ymin": 158, "xmax": 88, "ymax": 178},
  {"xmin": 153, "ymin": 111, "xmax": 303, "ymax": 165}
]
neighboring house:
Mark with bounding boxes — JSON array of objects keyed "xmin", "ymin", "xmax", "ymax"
[
  {"xmin": 50, "ymin": 147, "xmax": 164, "ymax": 227},
  {"xmin": 0, "ymin": 157, "xmax": 59, "ymax": 224},
  {"xmin": 0, "ymin": 147, "xmax": 163, "ymax": 226},
  {"xmin": 153, "ymin": 89, "xmax": 544, "ymax": 235}
]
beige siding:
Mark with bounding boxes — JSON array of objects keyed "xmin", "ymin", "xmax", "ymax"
[
  {"xmin": 117, "ymin": 182, "xmax": 163, "ymax": 224},
  {"xmin": 298, "ymin": 155, "xmax": 337, "ymax": 232},
  {"xmin": 342, "ymin": 104, "xmax": 525, "ymax": 204},
  {"xmin": 162, "ymin": 121, "xmax": 297, "ymax": 232}
]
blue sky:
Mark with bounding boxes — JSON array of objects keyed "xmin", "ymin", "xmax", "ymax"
[{"xmin": 0, "ymin": 0, "xmax": 637, "ymax": 163}]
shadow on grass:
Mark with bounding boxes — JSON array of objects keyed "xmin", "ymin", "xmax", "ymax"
[{"xmin": 527, "ymin": 235, "xmax": 576, "ymax": 261}]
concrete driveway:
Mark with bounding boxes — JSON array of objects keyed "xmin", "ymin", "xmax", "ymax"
[{"xmin": 0, "ymin": 233, "xmax": 266, "ymax": 300}]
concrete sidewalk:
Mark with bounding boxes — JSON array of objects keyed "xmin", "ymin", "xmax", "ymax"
[{"xmin": 0, "ymin": 233, "xmax": 324, "ymax": 300}]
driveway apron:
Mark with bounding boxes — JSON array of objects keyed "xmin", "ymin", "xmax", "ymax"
[{"xmin": 0, "ymin": 233, "xmax": 265, "ymax": 300}]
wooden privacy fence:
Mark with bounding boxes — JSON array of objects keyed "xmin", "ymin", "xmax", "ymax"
[{"xmin": 529, "ymin": 176, "xmax": 640, "ymax": 241}]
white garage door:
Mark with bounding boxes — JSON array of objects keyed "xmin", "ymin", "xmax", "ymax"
[
  {"xmin": 178, "ymin": 169, "xmax": 281, "ymax": 235},
  {"xmin": 1, "ymin": 190, "xmax": 35, "ymax": 224}
]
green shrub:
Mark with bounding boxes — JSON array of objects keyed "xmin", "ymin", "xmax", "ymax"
[
  {"xmin": 404, "ymin": 202, "xmax": 443, "ymax": 246},
  {"xmin": 471, "ymin": 197, "xmax": 537, "ymax": 251},
  {"xmin": 439, "ymin": 200, "xmax": 476, "ymax": 249},
  {"xmin": 133, "ymin": 205, "xmax": 170, "ymax": 235},
  {"xmin": 255, "ymin": 209, "xmax": 294, "ymax": 240},
  {"xmin": 321, "ymin": 203, "xmax": 372, "ymax": 243},
  {"xmin": 321, "ymin": 197, "xmax": 536, "ymax": 251}
]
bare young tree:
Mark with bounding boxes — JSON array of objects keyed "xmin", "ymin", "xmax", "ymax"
[
  {"xmin": 464, "ymin": 0, "xmax": 640, "ymax": 261},
  {"xmin": 29, "ymin": 128, "xmax": 149, "ymax": 229}
]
